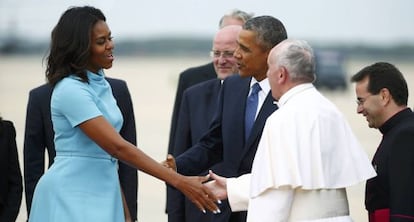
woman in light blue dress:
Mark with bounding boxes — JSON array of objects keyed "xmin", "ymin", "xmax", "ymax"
[{"xmin": 28, "ymin": 6, "xmax": 219, "ymax": 222}]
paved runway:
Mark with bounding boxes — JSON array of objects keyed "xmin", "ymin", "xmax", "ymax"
[{"xmin": 2, "ymin": 55, "xmax": 413, "ymax": 222}]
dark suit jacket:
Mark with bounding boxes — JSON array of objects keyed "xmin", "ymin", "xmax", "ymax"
[
  {"xmin": 168, "ymin": 79, "xmax": 222, "ymax": 222},
  {"xmin": 23, "ymin": 78, "xmax": 138, "ymax": 221},
  {"xmin": 175, "ymin": 75, "xmax": 278, "ymax": 222},
  {"xmin": 365, "ymin": 108, "xmax": 414, "ymax": 220},
  {"xmin": 167, "ymin": 62, "xmax": 216, "ymax": 156},
  {"xmin": 0, "ymin": 120, "xmax": 23, "ymax": 222}
]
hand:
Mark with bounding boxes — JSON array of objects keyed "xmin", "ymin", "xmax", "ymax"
[
  {"xmin": 162, "ymin": 154, "xmax": 177, "ymax": 171},
  {"xmin": 204, "ymin": 170, "xmax": 228, "ymax": 200},
  {"xmin": 174, "ymin": 174, "xmax": 221, "ymax": 214}
]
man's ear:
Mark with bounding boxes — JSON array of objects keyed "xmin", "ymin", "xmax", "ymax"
[
  {"xmin": 278, "ymin": 66, "xmax": 288, "ymax": 83},
  {"xmin": 380, "ymin": 88, "xmax": 392, "ymax": 105}
]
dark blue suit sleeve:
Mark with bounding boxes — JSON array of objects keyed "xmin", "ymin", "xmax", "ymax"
[
  {"xmin": 168, "ymin": 72, "xmax": 187, "ymax": 156},
  {"xmin": 110, "ymin": 79, "xmax": 138, "ymax": 221},
  {"xmin": 168, "ymin": 63, "xmax": 217, "ymax": 157},
  {"xmin": 173, "ymin": 90, "xmax": 193, "ymax": 157},
  {"xmin": 23, "ymin": 89, "xmax": 48, "ymax": 214},
  {"xmin": 175, "ymin": 86, "xmax": 224, "ymax": 176},
  {"xmin": 167, "ymin": 87, "xmax": 192, "ymax": 222}
]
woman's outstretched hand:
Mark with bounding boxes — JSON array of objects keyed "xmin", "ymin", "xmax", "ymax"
[
  {"xmin": 204, "ymin": 170, "xmax": 228, "ymax": 200},
  {"xmin": 174, "ymin": 174, "xmax": 221, "ymax": 214},
  {"xmin": 161, "ymin": 154, "xmax": 221, "ymax": 214}
]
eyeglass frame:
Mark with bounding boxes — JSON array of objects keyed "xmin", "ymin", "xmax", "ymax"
[
  {"xmin": 209, "ymin": 50, "xmax": 235, "ymax": 59},
  {"xmin": 356, "ymin": 94, "xmax": 374, "ymax": 106}
]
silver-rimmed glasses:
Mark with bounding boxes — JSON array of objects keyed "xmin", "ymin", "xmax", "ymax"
[{"xmin": 210, "ymin": 50, "xmax": 235, "ymax": 59}]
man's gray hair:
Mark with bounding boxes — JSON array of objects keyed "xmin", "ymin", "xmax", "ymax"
[
  {"xmin": 219, "ymin": 9, "xmax": 254, "ymax": 28},
  {"xmin": 274, "ymin": 39, "xmax": 316, "ymax": 83}
]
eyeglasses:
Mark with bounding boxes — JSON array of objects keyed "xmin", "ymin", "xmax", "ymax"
[
  {"xmin": 356, "ymin": 94, "xmax": 373, "ymax": 106},
  {"xmin": 210, "ymin": 50, "xmax": 235, "ymax": 59}
]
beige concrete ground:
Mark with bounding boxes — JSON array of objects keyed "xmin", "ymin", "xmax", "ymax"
[{"xmin": 1, "ymin": 55, "xmax": 413, "ymax": 222}]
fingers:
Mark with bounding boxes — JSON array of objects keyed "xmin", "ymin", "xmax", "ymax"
[
  {"xmin": 177, "ymin": 175, "xmax": 221, "ymax": 214},
  {"xmin": 195, "ymin": 175, "xmax": 220, "ymax": 200},
  {"xmin": 161, "ymin": 154, "xmax": 177, "ymax": 171},
  {"xmin": 192, "ymin": 189, "xmax": 221, "ymax": 214},
  {"xmin": 208, "ymin": 170, "xmax": 217, "ymax": 179},
  {"xmin": 166, "ymin": 154, "xmax": 174, "ymax": 161},
  {"xmin": 199, "ymin": 173, "xmax": 210, "ymax": 183},
  {"xmin": 195, "ymin": 175, "xmax": 220, "ymax": 203},
  {"xmin": 209, "ymin": 170, "xmax": 225, "ymax": 186},
  {"xmin": 205, "ymin": 170, "xmax": 228, "ymax": 200},
  {"xmin": 203, "ymin": 183, "xmax": 222, "ymax": 205}
]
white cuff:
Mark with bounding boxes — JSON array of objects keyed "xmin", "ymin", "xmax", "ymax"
[{"xmin": 227, "ymin": 174, "xmax": 251, "ymax": 211}]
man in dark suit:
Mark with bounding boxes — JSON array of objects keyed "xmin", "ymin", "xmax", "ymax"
[
  {"xmin": 166, "ymin": 10, "xmax": 253, "ymax": 217},
  {"xmin": 167, "ymin": 62, "xmax": 216, "ymax": 156},
  {"xmin": 169, "ymin": 16, "xmax": 288, "ymax": 222},
  {"xmin": 167, "ymin": 9, "xmax": 254, "ymax": 156},
  {"xmin": 167, "ymin": 25, "xmax": 242, "ymax": 222},
  {"xmin": 23, "ymin": 78, "xmax": 138, "ymax": 221},
  {"xmin": 0, "ymin": 118, "xmax": 23, "ymax": 222}
]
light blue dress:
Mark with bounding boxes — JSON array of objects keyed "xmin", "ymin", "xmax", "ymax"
[{"xmin": 29, "ymin": 70, "xmax": 125, "ymax": 222}]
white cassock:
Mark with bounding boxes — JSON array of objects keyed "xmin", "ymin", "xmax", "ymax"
[{"xmin": 227, "ymin": 83, "xmax": 376, "ymax": 222}]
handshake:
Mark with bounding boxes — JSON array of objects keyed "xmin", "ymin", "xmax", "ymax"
[{"xmin": 161, "ymin": 154, "xmax": 229, "ymax": 211}]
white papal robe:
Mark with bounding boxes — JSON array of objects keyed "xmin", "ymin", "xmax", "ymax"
[{"xmin": 226, "ymin": 83, "xmax": 376, "ymax": 222}]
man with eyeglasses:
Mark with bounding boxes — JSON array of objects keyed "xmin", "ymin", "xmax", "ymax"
[
  {"xmin": 166, "ymin": 10, "xmax": 253, "ymax": 221},
  {"xmin": 167, "ymin": 9, "xmax": 254, "ymax": 161},
  {"xmin": 209, "ymin": 26, "xmax": 241, "ymax": 81},
  {"xmin": 167, "ymin": 25, "xmax": 242, "ymax": 222},
  {"xmin": 351, "ymin": 62, "xmax": 414, "ymax": 222}
]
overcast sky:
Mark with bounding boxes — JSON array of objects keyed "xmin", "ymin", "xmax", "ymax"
[{"xmin": 1, "ymin": 0, "xmax": 413, "ymax": 46}]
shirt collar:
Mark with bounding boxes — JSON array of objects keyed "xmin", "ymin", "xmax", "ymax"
[
  {"xmin": 250, "ymin": 77, "xmax": 270, "ymax": 95},
  {"xmin": 277, "ymin": 83, "xmax": 314, "ymax": 107},
  {"xmin": 379, "ymin": 108, "xmax": 412, "ymax": 134}
]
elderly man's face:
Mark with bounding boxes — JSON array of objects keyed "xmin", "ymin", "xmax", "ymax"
[
  {"xmin": 211, "ymin": 28, "xmax": 240, "ymax": 80},
  {"xmin": 266, "ymin": 47, "xmax": 283, "ymax": 100}
]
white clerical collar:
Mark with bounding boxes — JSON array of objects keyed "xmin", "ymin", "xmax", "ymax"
[{"xmin": 278, "ymin": 83, "xmax": 314, "ymax": 107}]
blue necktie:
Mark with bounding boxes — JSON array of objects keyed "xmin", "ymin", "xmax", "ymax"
[{"xmin": 245, "ymin": 83, "xmax": 261, "ymax": 140}]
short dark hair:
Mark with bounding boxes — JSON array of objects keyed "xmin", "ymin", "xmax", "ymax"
[
  {"xmin": 243, "ymin": 16, "xmax": 288, "ymax": 51},
  {"xmin": 351, "ymin": 62, "xmax": 408, "ymax": 106},
  {"xmin": 46, "ymin": 6, "xmax": 106, "ymax": 86}
]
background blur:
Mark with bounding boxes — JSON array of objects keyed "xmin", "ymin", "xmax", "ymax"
[
  {"xmin": 1, "ymin": 0, "xmax": 414, "ymax": 221},
  {"xmin": 1, "ymin": 0, "xmax": 414, "ymax": 55}
]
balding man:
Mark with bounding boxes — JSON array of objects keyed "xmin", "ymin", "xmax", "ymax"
[
  {"xmin": 167, "ymin": 25, "xmax": 242, "ymax": 222},
  {"xmin": 167, "ymin": 9, "xmax": 253, "ymax": 158}
]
